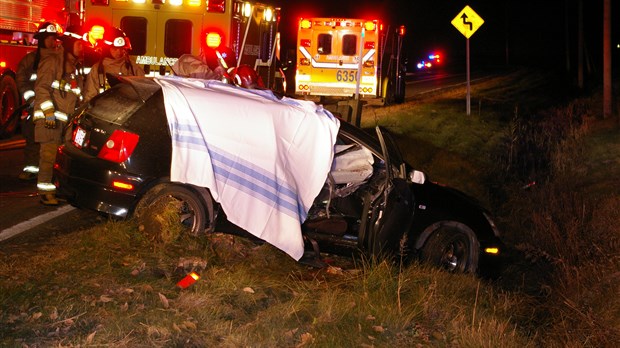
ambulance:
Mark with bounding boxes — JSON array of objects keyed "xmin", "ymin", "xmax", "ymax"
[
  {"xmin": 81, "ymin": 0, "xmax": 283, "ymax": 90},
  {"xmin": 295, "ymin": 17, "xmax": 406, "ymax": 104}
]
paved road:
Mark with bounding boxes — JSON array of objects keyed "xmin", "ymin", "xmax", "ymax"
[{"xmin": 0, "ymin": 143, "xmax": 103, "ymax": 245}]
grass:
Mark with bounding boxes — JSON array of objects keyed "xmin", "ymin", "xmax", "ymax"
[
  {"xmin": 1, "ymin": 67, "xmax": 618, "ymax": 346},
  {"xmin": 0, "ymin": 221, "xmax": 531, "ymax": 347}
]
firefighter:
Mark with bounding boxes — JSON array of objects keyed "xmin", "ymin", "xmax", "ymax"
[
  {"xmin": 83, "ymin": 26, "xmax": 144, "ymax": 103},
  {"xmin": 33, "ymin": 25, "xmax": 88, "ymax": 206},
  {"xmin": 15, "ymin": 21, "xmax": 60, "ymax": 181}
]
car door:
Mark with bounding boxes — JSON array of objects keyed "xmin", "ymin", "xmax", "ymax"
[{"xmin": 359, "ymin": 126, "xmax": 414, "ymax": 257}]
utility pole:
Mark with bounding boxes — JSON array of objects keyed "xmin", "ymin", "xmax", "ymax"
[
  {"xmin": 577, "ymin": 0, "xmax": 584, "ymax": 89},
  {"xmin": 603, "ymin": 0, "xmax": 611, "ymax": 119}
]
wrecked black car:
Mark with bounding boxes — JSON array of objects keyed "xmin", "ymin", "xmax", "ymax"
[{"xmin": 54, "ymin": 76, "xmax": 503, "ymax": 274}]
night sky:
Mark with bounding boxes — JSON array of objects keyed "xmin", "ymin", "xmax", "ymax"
[{"xmin": 275, "ymin": 0, "xmax": 617, "ymax": 71}]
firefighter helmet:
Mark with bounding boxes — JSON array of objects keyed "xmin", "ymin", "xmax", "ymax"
[
  {"xmin": 231, "ymin": 65, "xmax": 265, "ymax": 89},
  {"xmin": 203, "ymin": 46, "xmax": 236, "ymax": 71},
  {"xmin": 61, "ymin": 25, "xmax": 89, "ymax": 51},
  {"xmin": 34, "ymin": 22, "xmax": 60, "ymax": 40},
  {"xmin": 100, "ymin": 27, "xmax": 132, "ymax": 50}
]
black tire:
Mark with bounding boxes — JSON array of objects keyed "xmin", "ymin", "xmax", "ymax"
[
  {"xmin": 0, "ymin": 74, "xmax": 20, "ymax": 138},
  {"xmin": 134, "ymin": 183, "xmax": 208, "ymax": 244},
  {"xmin": 420, "ymin": 221, "xmax": 479, "ymax": 273}
]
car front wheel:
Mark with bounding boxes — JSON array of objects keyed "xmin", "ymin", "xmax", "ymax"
[
  {"xmin": 420, "ymin": 221, "xmax": 479, "ymax": 273},
  {"xmin": 134, "ymin": 183, "xmax": 208, "ymax": 243}
]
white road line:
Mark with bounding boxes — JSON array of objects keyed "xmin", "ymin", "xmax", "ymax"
[{"xmin": 0, "ymin": 205, "xmax": 76, "ymax": 242}]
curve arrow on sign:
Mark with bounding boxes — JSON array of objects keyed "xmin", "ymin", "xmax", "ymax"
[{"xmin": 460, "ymin": 13, "xmax": 473, "ymax": 31}]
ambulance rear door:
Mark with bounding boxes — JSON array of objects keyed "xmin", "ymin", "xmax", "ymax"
[{"xmin": 118, "ymin": 9, "xmax": 202, "ymax": 74}]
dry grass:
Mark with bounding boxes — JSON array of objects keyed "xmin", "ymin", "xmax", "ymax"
[{"xmin": 0, "ymin": 221, "xmax": 532, "ymax": 346}]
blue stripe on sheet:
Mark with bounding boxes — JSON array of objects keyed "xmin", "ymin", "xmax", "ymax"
[
  {"xmin": 208, "ymin": 145, "xmax": 307, "ymax": 220},
  {"xmin": 168, "ymin": 121, "xmax": 307, "ymax": 221}
]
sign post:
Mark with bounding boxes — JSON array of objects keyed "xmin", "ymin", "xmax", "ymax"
[{"xmin": 451, "ymin": 5, "xmax": 484, "ymax": 115}]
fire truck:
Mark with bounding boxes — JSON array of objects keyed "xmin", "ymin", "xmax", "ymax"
[
  {"xmin": 295, "ymin": 17, "xmax": 406, "ymax": 105},
  {"xmin": 80, "ymin": 0, "xmax": 282, "ymax": 89},
  {"xmin": 1, "ymin": 0, "xmax": 282, "ymax": 138},
  {"xmin": 0, "ymin": 0, "xmax": 66, "ymax": 138}
]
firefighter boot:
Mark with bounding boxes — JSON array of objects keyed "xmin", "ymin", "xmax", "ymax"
[{"xmin": 40, "ymin": 193, "xmax": 59, "ymax": 206}]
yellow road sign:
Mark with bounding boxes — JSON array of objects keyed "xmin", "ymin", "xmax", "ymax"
[{"xmin": 451, "ymin": 5, "xmax": 484, "ymax": 39}]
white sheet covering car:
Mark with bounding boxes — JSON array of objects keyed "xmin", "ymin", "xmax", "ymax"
[{"xmin": 156, "ymin": 77, "xmax": 340, "ymax": 260}]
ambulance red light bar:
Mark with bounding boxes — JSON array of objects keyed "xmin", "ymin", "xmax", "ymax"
[{"xmin": 207, "ymin": 0, "xmax": 226, "ymax": 13}]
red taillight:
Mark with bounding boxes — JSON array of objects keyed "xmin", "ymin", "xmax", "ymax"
[
  {"xmin": 97, "ymin": 130, "xmax": 139, "ymax": 163},
  {"xmin": 206, "ymin": 0, "xmax": 225, "ymax": 13},
  {"xmin": 364, "ymin": 41, "xmax": 375, "ymax": 49},
  {"xmin": 300, "ymin": 39, "xmax": 311, "ymax": 47}
]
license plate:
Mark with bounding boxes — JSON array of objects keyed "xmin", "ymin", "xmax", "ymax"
[{"xmin": 73, "ymin": 126, "xmax": 87, "ymax": 148}]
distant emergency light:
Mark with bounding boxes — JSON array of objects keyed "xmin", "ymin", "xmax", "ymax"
[{"xmin": 300, "ymin": 19, "xmax": 312, "ymax": 29}]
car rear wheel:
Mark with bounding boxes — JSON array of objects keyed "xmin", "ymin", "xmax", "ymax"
[
  {"xmin": 134, "ymin": 183, "xmax": 208, "ymax": 243},
  {"xmin": 420, "ymin": 222, "xmax": 479, "ymax": 273}
]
